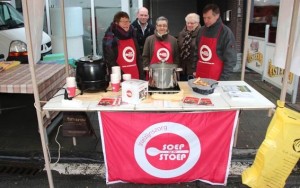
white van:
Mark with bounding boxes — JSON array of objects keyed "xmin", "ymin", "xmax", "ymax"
[{"xmin": 0, "ymin": 1, "xmax": 52, "ymax": 63}]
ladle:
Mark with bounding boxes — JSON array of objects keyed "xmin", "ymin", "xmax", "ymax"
[{"xmin": 146, "ymin": 147, "xmax": 189, "ymax": 156}]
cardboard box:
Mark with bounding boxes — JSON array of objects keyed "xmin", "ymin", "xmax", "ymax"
[{"xmin": 121, "ymin": 79, "xmax": 148, "ymax": 104}]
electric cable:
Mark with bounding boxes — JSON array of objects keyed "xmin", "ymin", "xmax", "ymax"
[{"xmin": 53, "ymin": 124, "xmax": 63, "ymax": 165}]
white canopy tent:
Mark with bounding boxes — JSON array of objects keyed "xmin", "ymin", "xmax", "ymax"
[
  {"xmin": 21, "ymin": 0, "xmax": 54, "ymax": 187},
  {"xmin": 21, "ymin": 0, "xmax": 299, "ymax": 187},
  {"xmin": 21, "ymin": 0, "xmax": 71, "ymax": 187}
]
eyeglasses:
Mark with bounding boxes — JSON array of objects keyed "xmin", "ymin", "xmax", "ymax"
[
  {"xmin": 119, "ymin": 20, "xmax": 131, "ymax": 24},
  {"xmin": 156, "ymin": 24, "xmax": 168, "ymax": 28}
]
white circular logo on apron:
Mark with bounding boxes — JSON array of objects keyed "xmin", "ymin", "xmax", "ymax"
[
  {"xmin": 157, "ymin": 48, "xmax": 170, "ymax": 61},
  {"xmin": 123, "ymin": 47, "xmax": 135, "ymax": 63},
  {"xmin": 134, "ymin": 122, "xmax": 201, "ymax": 178},
  {"xmin": 200, "ymin": 45, "xmax": 212, "ymax": 62}
]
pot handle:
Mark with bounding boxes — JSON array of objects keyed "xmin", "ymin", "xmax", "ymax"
[{"xmin": 176, "ymin": 67, "xmax": 183, "ymax": 72}]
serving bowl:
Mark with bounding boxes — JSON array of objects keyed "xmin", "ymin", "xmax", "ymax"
[{"xmin": 188, "ymin": 78, "xmax": 218, "ymax": 95}]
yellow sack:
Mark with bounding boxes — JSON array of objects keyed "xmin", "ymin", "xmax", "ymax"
[{"xmin": 242, "ymin": 101, "xmax": 300, "ymax": 188}]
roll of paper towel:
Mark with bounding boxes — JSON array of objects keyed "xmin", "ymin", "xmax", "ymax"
[
  {"xmin": 50, "ymin": 7, "xmax": 83, "ymax": 37},
  {"xmin": 51, "ymin": 35, "xmax": 84, "ymax": 60}
]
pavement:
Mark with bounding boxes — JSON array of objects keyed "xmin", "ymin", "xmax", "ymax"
[{"xmin": 0, "ymin": 70, "xmax": 299, "ymax": 188}]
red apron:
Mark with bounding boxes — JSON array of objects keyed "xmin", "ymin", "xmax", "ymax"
[
  {"xmin": 117, "ymin": 39, "xmax": 139, "ymax": 79},
  {"xmin": 196, "ymin": 25, "xmax": 223, "ymax": 80},
  {"xmin": 150, "ymin": 38, "xmax": 174, "ymax": 64}
]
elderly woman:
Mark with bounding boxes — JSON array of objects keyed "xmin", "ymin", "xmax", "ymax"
[
  {"xmin": 178, "ymin": 13, "xmax": 201, "ymax": 80},
  {"xmin": 102, "ymin": 11, "xmax": 144, "ymax": 79},
  {"xmin": 142, "ymin": 16, "xmax": 179, "ymax": 68}
]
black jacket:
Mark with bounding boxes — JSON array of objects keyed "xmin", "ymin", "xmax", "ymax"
[{"xmin": 131, "ymin": 19, "xmax": 155, "ymax": 54}]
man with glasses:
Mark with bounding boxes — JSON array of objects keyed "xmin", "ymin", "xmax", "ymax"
[
  {"xmin": 131, "ymin": 7, "xmax": 155, "ymax": 55},
  {"xmin": 142, "ymin": 16, "xmax": 179, "ymax": 68},
  {"xmin": 102, "ymin": 11, "xmax": 144, "ymax": 79},
  {"xmin": 178, "ymin": 13, "xmax": 201, "ymax": 81}
]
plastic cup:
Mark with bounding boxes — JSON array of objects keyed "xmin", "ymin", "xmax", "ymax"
[
  {"xmin": 110, "ymin": 73, "xmax": 119, "ymax": 82},
  {"xmin": 112, "ymin": 66, "xmax": 121, "ymax": 73},
  {"xmin": 122, "ymin": 74, "xmax": 131, "ymax": 81},
  {"xmin": 111, "ymin": 66, "xmax": 121, "ymax": 81},
  {"xmin": 66, "ymin": 77, "xmax": 76, "ymax": 98},
  {"xmin": 111, "ymin": 82, "xmax": 120, "ymax": 92},
  {"xmin": 110, "ymin": 73, "xmax": 120, "ymax": 92}
]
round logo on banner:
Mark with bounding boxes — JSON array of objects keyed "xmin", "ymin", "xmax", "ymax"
[
  {"xmin": 157, "ymin": 48, "xmax": 170, "ymax": 61},
  {"xmin": 123, "ymin": 47, "xmax": 135, "ymax": 62},
  {"xmin": 199, "ymin": 45, "xmax": 212, "ymax": 62},
  {"xmin": 134, "ymin": 122, "xmax": 201, "ymax": 178}
]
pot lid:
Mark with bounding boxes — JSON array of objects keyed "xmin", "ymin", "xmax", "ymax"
[
  {"xmin": 79, "ymin": 55, "xmax": 102, "ymax": 62},
  {"xmin": 150, "ymin": 62, "xmax": 178, "ymax": 69}
]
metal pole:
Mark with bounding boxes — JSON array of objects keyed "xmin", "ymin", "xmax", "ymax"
[
  {"xmin": 91, "ymin": 0, "xmax": 97, "ymax": 56},
  {"xmin": 280, "ymin": 0, "xmax": 299, "ymax": 103},
  {"xmin": 45, "ymin": 0, "xmax": 51, "ymax": 35},
  {"xmin": 60, "ymin": 0, "xmax": 69, "ymax": 76},
  {"xmin": 241, "ymin": 0, "xmax": 252, "ymax": 81},
  {"xmin": 21, "ymin": 0, "xmax": 54, "ymax": 187}
]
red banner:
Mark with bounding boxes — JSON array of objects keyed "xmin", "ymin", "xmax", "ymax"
[{"xmin": 98, "ymin": 111, "xmax": 238, "ymax": 185}]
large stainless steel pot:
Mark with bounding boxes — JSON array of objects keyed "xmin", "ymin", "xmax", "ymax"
[
  {"xmin": 147, "ymin": 62, "xmax": 182, "ymax": 89},
  {"xmin": 76, "ymin": 55, "xmax": 109, "ymax": 93}
]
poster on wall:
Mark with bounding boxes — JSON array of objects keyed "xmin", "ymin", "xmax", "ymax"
[
  {"xmin": 263, "ymin": 44, "xmax": 294, "ymax": 94},
  {"xmin": 246, "ymin": 36, "xmax": 265, "ymax": 74}
]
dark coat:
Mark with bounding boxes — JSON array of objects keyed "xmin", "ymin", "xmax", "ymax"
[
  {"xmin": 131, "ymin": 19, "xmax": 155, "ymax": 54},
  {"xmin": 177, "ymin": 25, "xmax": 201, "ymax": 76}
]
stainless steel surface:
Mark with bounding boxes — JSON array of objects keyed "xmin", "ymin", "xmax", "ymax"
[{"xmin": 148, "ymin": 62, "xmax": 180, "ymax": 89}]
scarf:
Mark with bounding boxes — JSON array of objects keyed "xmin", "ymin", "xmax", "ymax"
[
  {"xmin": 180, "ymin": 30, "xmax": 192, "ymax": 60},
  {"xmin": 111, "ymin": 23, "xmax": 134, "ymax": 40}
]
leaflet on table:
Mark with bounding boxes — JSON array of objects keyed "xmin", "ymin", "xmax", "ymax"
[
  {"xmin": 183, "ymin": 96, "xmax": 213, "ymax": 106},
  {"xmin": 98, "ymin": 96, "xmax": 121, "ymax": 106},
  {"xmin": 227, "ymin": 91, "xmax": 254, "ymax": 99},
  {"xmin": 222, "ymin": 85, "xmax": 254, "ymax": 99},
  {"xmin": 221, "ymin": 85, "xmax": 251, "ymax": 92}
]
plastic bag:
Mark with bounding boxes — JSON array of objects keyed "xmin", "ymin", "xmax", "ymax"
[{"xmin": 242, "ymin": 101, "xmax": 300, "ymax": 188}]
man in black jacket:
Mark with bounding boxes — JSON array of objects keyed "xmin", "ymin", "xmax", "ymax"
[{"xmin": 131, "ymin": 7, "xmax": 155, "ymax": 55}]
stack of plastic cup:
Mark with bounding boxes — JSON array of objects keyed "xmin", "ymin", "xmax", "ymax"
[
  {"xmin": 110, "ymin": 73, "xmax": 120, "ymax": 92},
  {"xmin": 111, "ymin": 66, "xmax": 121, "ymax": 81},
  {"xmin": 66, "ymin": 77, "xmax": 76, "ymax": 98}
]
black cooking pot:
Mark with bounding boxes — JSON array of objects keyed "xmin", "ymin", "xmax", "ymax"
[{"xmin": 76, "ymin": 55, "xmax": 109, "ymax": 93}]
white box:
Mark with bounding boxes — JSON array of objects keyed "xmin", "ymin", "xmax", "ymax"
[{"xmin": 121, "ymin": 79, "xmax": 148, "ymax": 104}]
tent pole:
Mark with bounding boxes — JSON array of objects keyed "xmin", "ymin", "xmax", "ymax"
[
  {"xmin": 60, "ymin": 0, "xmax": 69, "ymax": 76},
  {"xmin": 241, "ymin": 0, "xmax": 251, "ymax": 81},
  {"xmin": 21, "ymin": 0, "xmax": 54, "ymax": 187},
  {"xmin": 280, "ymin": 0, "xmax": 299, "ymax": 103},
  {"xmin": 91, "ymin": 0, "xmax": 97, "ymax": 56},
  {"xmin": 45, "ymin": 0, "xmax": 51, "ymax": 35}
]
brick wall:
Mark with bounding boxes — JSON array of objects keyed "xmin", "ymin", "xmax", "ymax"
[{"xmin": 226, "ymin": 0, "xmax": 244, "ymax": 54}]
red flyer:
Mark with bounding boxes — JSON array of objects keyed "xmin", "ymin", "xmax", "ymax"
[
  {"xmin": 183, "ymin": 96, "xmax": 200, "ymax": 104},
  {"xmin": 98, "ymin": 98, "xmax": 116, "ymax": 106},
  {"xmin": 199, "ymin": 98, "xmax": 213, "ymax": 106}
]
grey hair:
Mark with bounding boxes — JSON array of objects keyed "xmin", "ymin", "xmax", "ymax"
[
  {"xmin": 185, "ymin": 13, "xmax": 200, "ymax": 23},
  {"xmin": 156, "ymin": 16, "xmax": 168, "ymax": 25}
]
